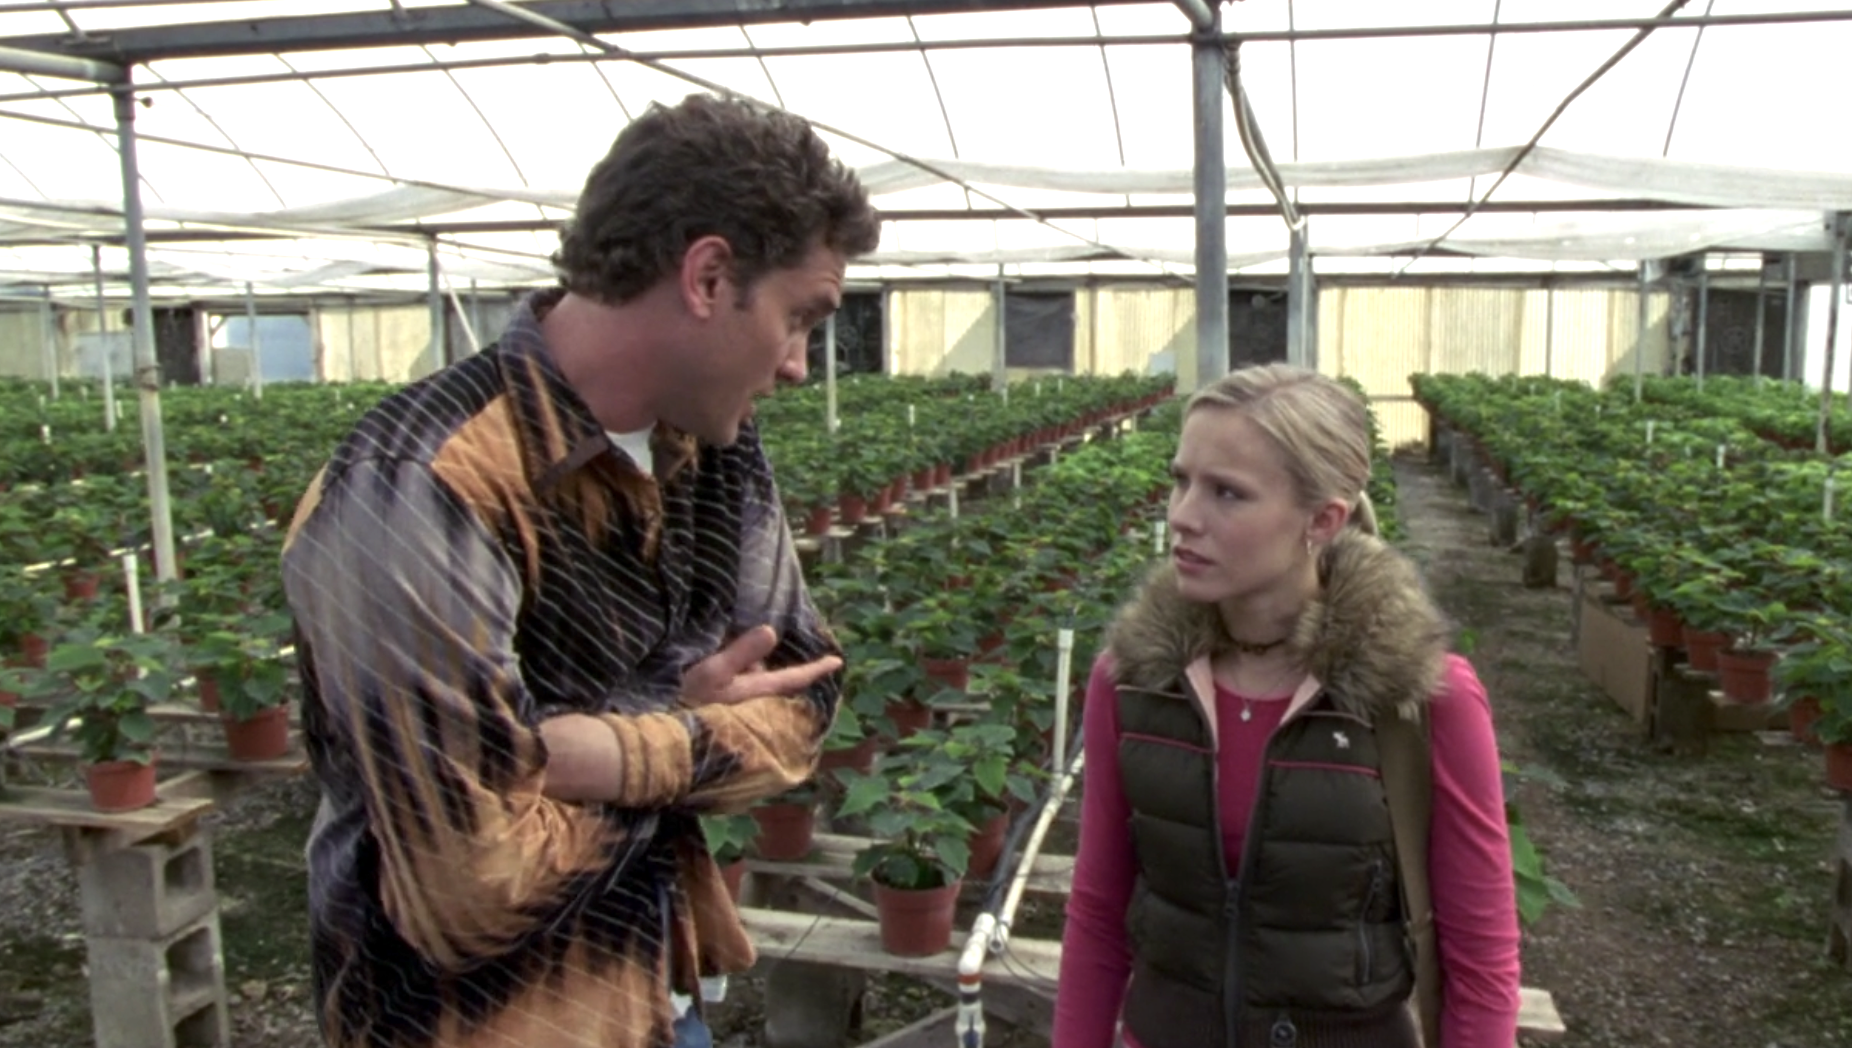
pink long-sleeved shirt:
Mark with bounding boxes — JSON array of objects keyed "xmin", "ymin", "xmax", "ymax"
[{"xmin": 1054, "ymin": 653, "xmax": 1520, "ymax": 1048}]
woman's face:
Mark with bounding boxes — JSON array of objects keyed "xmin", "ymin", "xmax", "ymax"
[{"xmin": 1166, "ymin": 408, "xmax": 1318, "ymax": 609}]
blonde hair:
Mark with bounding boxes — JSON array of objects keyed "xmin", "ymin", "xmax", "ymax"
[{"xmin": 1186, "ymin": 363, "xmax": 1378, "ymax": 536}]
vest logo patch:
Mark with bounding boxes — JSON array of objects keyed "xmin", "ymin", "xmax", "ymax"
[{"xmin": 1333, "ymin": 730, "xmax": 1351, "ymax": 749}]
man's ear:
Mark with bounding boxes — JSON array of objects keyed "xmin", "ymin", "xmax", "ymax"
[{"xmin": 680, "ymin": 235, "xmax": 735, "ymax": 320}]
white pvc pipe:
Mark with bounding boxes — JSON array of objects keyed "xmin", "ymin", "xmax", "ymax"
[
  {"xmin": 1053, "ymin": 628, "xmax": 1075, "ymax": 778},
  {"xmin": 123, "ymin": 551, "xmax": 143, "ymax": 634}
]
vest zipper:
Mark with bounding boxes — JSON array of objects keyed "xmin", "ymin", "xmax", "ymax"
[{"xmin": 1358, "ymin": 857, "xmax": 1386, "ymax": 985}]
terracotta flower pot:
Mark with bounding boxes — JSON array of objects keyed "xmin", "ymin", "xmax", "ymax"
[
  {"xmin": 1715, "ymin": 649, "xmax": 1776, "ymax": 704},
  {"xmin": 195, "ymin": 673, "xmax": 222, "ymax": 713},
  {"xmin": 221, "ymin": 704, "xmax": 290, "ymax": 761},
  {"xmin": 920, "ymin": 658, "xmax": 969, "ymax": 694},
  {"xmin": 750, "ymin": 802, "xmax": 814, "ymax": 862},
  {"xmin": 1789, "ymin": 695, "xmax": 1824, "ymax": 746},
  {"xmin": 838, "ymin": 494, "xmax": 868, "ymax": 526},
  {"xmin": 85, "ymin": 759, "xmax": 157, "ymax": 813},
  {"xmin": 817, "ymin": 735, "xmax": 878, "ymax": 776},
  {"xmin": 966, "ymin": 811, "xmax": 1011, "ymax": 880},
  {"xmin": 1644, "ymin": 605, "xmax": 1684, "ymax": 649},
  {"xmin": 20, "ymin": 634, "xmax": 48, "ymax": 670},
  {"xmin": 885, "ymin": 698, "xmax": 932, "ymax": 739},
  {"xmin": 803, "ymin": 505, "xmax": 832, "ymax": 537},
  {"xmin": 1682, "ymin": 628, "xmax": 1730, "ymax": 673},
  {"xmin": 63, "ymin": 571, "xmax": 101, "ymax": 602},
  {"xmin": 719, "ymin": 859, "xmax": 746, "ymax": 904},
  {"xmin": 873, "ymin": 879, "xmax": 962, "ymax": 957},
  {"xmin": 1826, "ymin": 742, "xmax": 1852, "ymax": 793}
]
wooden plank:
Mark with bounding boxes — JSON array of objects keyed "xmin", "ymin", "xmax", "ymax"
[
  {"xmin": 1519, "ymin": 986, "xmax": 1566, "ymax": 1040},
  {"xmin": 0, "ymin": 783, "xmax": 214, "ymax": 834},
  {"xmin": 747, "ymin": 832, "xmax": 1075, "ymax": 895},
  {"xmin": 738, "ymin": 907, "xmax": 1060, "ymax": 995},
  {"xmin": 11, "ymin": 737, "xmax": 309, "ymax": 776}
]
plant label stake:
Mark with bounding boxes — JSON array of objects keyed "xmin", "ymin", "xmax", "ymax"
[
  {"xmin": 1645, "ymin": 420, "xmax": 1656, "ymax": 445},
  {"xmin": 1012, "ymin": 461, "xmax": 1022, "ymax": 489},
  {"xmin": 38, "ymin": 424, "xmax": 49, "ymax": 445},
  {"xmin": 123, "ymin": 551, "xmax": 143, "ymax": 634},
  {"xmin": 907, "ymin": 404, "xmax": 916, "ymax": 428},
  {"xmin": 114, "ymin": 400, "xmax": 123, "ymax": 421},
  {"xmin": 1716, "ymin": 444, "xmax": 1726, "ymax": 470},
  {"xmin": 1151, "ymin": 521, "xmax": 1166, "ymax": 556},
  {"xmin": 1053, "ymin": 628, "xmax": 1075, "ymax": 777},
  {"xmin": 948, "ymin": 484, "xmax": 959, "ymax": 520},
  {"xmin": 1553, "ymin": 390, "xmax": 1562, "ymax": 413},
  {"xmin": 1035, "ymin": 381, "xmax": 1042, "ymax": 397}
]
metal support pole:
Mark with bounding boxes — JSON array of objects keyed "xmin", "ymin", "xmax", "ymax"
[
  {"xmin": 1753, "ymin": 257, "xmax": 1768, "ymax": 386},
  {"xmin": 1695, "ymin": 265, "xmax": 1708, "ymax": 391},
  {"xmin": 113, "ymin": 75, "xmax": 178, "ymax": 588},
  {"xmin": 1818, "ymin": 214, "xmax": 1846, "ymax": 454},
  {"xmin": 39, "ymin": 287, "xmax": 59, "ymax": 399},
  {"xmin": 1633, "ymin": 262, "xmax": 1651, "ymax": 402},
  {"xmin": 1783, "ymin": 253, "xmax": 1799, "ymax": 382},
  {"xmin": 1286, "ymin": 222, "xmax": 1313, "ymax": 369},
  {"xmin": 244, "ymin": 281, "xmax": 264, "ymax": 400},
  {"xmin": 1191, "ymin": 11, "xmax": 1228, "ymax": 392},
  {"xmin": 991, "ymin": 266, "xmax": 1007, "ymax": 393},
  {"xmin": 469, "ymin": 278, "xmax": 483, "ymax": 350},
  {"xmin": 92, "ymin": 244, "xmax": 115, "ymax": 432},
  {"xmin": 1543, "ymin": 284, "xmax": 1555, "ymax": 378},
  {"xmin": 824, "ymin": 312, "xmax": 839, "ymax": 434},
  {"xmin": 427, "ymin": 238, "xmax": 445, "ymax": 370}
]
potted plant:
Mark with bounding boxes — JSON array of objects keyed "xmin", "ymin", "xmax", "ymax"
[
  {"xmin": 189, "ymin": 610, "xmax": 294, "ymax": 760},
  {"xmin": 1771, "ymin": 616, "xmax": 1852, "ymax": 780},
  {"xmin": 14, "ymin": 628, "xmax": 175, "ymax": 811},
  {"xmin": 836, "ymin": 755, "xmax": 973, "ymax": 957},
  {"xmin": 750, "ymin": 783, "xmax": 819, "ymax": 862}
]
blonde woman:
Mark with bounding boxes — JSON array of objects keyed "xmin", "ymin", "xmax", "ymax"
[{"xmin": 1055, "ymin": 365, "xmax": 1519, "ymax": 1048}]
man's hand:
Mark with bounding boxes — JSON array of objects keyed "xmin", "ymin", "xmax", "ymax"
[{"xmin": 682, "ymin": 625, "xmax": 842, "ymax": 708}]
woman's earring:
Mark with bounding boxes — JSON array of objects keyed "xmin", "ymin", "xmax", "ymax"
[{"xmin": 1304, "ymin": 535, "xmax": 1315, "ymax": 557}]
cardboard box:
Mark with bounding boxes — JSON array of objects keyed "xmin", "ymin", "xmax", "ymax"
[{"xmin": 1577, "ymin": 589, "xmax": 1653, "ymax": 724}]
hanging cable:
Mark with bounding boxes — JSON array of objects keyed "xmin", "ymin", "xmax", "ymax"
[
  {"xmin": 457, "ymin": 0, "xmax": 1189, "ymax": 282},
  {"xmin": 1393, "ymin": 0, "xmax": 1692, "ymax": 275}
]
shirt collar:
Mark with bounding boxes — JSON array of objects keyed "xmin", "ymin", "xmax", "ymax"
[{"xmin": 495, "ymin": 287, "xmax": 699, "ymax": 494}]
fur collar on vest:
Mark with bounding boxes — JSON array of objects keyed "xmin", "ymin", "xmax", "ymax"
[{"xmin": 1106, "ymin": 528, "xmax": 1450, "ymax": 721}]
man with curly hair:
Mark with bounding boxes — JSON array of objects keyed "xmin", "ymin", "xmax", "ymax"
[{"xmin": 281, "ymin": 93, "xmax": 881, "ymax": 1048}]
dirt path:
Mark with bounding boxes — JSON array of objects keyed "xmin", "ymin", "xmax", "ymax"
[{"xmin": 1391, "ymin": 454, "xmax": 1851, "ymax": 1048}]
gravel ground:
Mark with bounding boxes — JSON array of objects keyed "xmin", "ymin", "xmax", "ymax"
[{"xmin": 1392, "ymin": 454, "xmax": 1851, "ymax": 1048}]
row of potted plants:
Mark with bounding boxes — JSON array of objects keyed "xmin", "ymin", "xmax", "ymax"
[
  {"xmin": 702, "ymin": 404, "xmax": 1182, "ymax": 955},
  {"xmin": 1413, "ymin": 371, "xmax": 1852, "ymax": 790}
]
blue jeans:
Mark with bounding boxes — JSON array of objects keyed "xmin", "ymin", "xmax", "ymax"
[{"xmin": 670, "ymin": 1011, "xmax": 713, "ymax": 1048}]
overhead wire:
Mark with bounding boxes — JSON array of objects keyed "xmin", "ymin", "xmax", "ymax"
[{"xmin": 1392, "ymin": 0, "xmax": 1694, "ymax": 276}]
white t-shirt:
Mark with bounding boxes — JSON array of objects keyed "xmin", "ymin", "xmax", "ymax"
[{"xmin": 606, "ymin": 427, "xmax": 655, "ymax": 477}]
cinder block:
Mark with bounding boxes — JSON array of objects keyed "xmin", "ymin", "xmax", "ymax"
[
  {"xmin": 88, "ymin": 913, "xmax": 230, "ymax": 1048},
  {"xmin": 78, "ymin": 831, "xmax": 217, "ymax": 939}
]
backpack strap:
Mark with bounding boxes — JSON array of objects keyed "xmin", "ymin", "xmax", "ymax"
[{"xmin": 1376, "ymin": 708, "xmax": 1442, "ymax": 1048}]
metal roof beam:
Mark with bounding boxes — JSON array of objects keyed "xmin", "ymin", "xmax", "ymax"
[
  {"xmin": 0, "ymin": 43, "xmax": 121, "ymax": 81},
  {"xmin": 4, "ymin": 0, "xmax": 1156, "ymax": 63}
]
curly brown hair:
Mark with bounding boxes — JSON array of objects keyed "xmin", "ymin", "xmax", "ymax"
[{"xmin": 553, "ymin": 93, "xmax": 881, "ymax": 304}]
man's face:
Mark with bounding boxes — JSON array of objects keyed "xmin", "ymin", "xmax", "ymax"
[{"xmin": 673, "ymin": 243, "xmax": 845, "ymax": 446}]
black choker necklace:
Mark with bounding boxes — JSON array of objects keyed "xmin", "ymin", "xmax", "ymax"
[{"xmin": 1228, "ymin": 635, "xmax": 1291, "ymax": 657}]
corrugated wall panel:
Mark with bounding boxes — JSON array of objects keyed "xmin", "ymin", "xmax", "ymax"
[
  {"xmin": 1430, "ymin": 287, "xmax": 1525, "ymax": 377},
  {"xmin": 1092, "ymin": 287, "xmax": 1192, "ymax": 376},
  {"xmin": 1318, "ymin": 287, "xmax": 1431, "ymax": 400},
  {"xmin": 890, "ymin": 289, "xmax": 994, "ymax": 376},
  {"xmin": 0, "ymin": 308, "xmax": 51, "ymax": 379}
]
